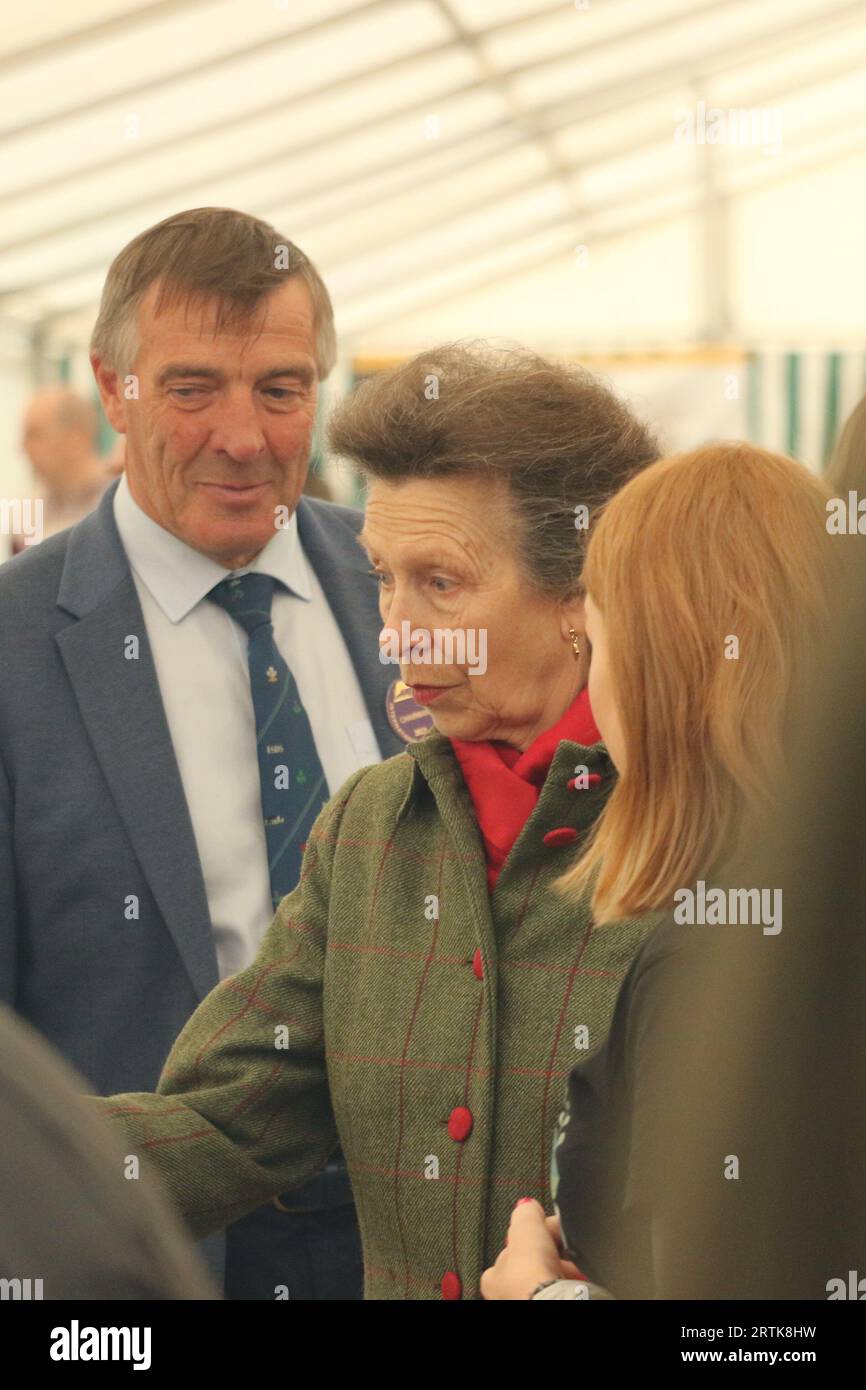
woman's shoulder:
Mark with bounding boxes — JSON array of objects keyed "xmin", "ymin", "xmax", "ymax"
[
  {"xmin": 583, "ymin": 908, "xmax": 670, "ymax": 976},
  {"xmin": 322, "ymin": 737, "xmax": 454, "ymax": 826},
  {"xmin": 625, "ymin": 914, "xmax": 691, "ymax": 973},
  {"xmin": 329, "ymin": 747, "xmax": 417, "ymax": 807}
]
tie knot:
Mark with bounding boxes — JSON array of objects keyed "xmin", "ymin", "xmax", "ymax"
[{"xmin": 208, "ymin": 572, "xmax": 278, "ymax": 636}]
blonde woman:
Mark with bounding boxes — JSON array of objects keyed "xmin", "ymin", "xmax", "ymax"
[{"xmin": 481, "ymin": 441, "xmax": 841, "ymax": 1300}]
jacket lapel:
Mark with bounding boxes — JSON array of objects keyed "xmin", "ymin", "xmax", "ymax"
[
  {"xmin": 296, "ymin": 497, "xmax": 402, "ymax": 759},
  {"xmin": 54, "ymin": 485, "xmax": 218, "ymax": 1001}
]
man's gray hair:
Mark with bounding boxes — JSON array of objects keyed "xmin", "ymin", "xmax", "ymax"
[{"xmin": 90, "ymin": 206, "xmax": 336, "ymax": 381}]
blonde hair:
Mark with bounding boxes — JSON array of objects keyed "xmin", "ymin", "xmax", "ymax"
[{"xmin": 557, "ymin": 442, "xmax": 839, "ymax": 924}]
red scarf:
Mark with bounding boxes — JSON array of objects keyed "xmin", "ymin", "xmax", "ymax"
[{"xmin": 450, "ymin": 687, "xmax": 601, "ymax": 892}]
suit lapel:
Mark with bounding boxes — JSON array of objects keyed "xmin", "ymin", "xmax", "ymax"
[
  {"xmin": 296, "ymin": 498, "xmax": 402, "ymax": 759},
  {"xmin": 55, "ymin": 486, "xmax": 218, "ymax": 1001}
]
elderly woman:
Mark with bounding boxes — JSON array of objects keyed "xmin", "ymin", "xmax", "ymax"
[{"xmin": 94, "ymin": 342, "xmax": 659, "ymax": 1301}]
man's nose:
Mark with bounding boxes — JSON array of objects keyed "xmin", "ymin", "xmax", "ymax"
[{"xmin": 208, "ymin": 393, "xmax": 267, "ymax": 463}]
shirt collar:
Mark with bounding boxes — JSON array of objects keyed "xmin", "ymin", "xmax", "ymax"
[{"xmin": 113, "ymin": 472, "xmax": 312, "ymax": 623}]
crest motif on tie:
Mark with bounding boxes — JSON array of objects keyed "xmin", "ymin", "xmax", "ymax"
[{"xmin": 266, "ymin": 665, "xmax": 278, "ymax": 683}]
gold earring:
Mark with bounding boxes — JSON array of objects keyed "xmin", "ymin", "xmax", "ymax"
[{"xmin": 568, "ymin": 626, "xmax": 581, "ymax": 659}]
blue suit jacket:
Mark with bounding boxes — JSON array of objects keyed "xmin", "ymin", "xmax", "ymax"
[{"xmin": 0, "ymin": 479, "xmax": 402, "ymax": 1279}]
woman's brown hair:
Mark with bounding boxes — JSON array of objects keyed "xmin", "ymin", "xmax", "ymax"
[
  {"xmin": 557, "ymin": 442, "xmax": 840, "ymax": 924},
  {"xmin": 327, "ymin": 341, "xmax": 659, "ymax": 600}
]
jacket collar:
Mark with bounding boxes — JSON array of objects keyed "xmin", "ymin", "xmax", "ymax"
[
  {"xmin": 112, "ymin": 473, "xmax": 313, "ymax": 622},
  {"xmin": 57, "ymin": 481, "xmax": 373, "ymax": 621},
  {"xmin": 57, "ymin": 477, "xmax": 128, "ymax": 619},
  {"xmin": 398, "ymin": 729, "xmax": 614, "ymax": 827}
]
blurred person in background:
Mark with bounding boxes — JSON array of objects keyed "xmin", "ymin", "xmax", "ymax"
[
  {"xmin": 10, "ymin": 385, "xmax": 110, "ymax": 555},
  {"xmin": 827, "ymin": 392, "xmax": 866, "ymax": 496},
  {"xmin": 0, "ymin": 206, "xmax": 405, "ymax": 1302},
  {"xmin": 85, "ymin": 340, "xmax": 662, "ymax": 1302},
  {"xmin": 481, "ymin": 442, "xmax": 842, "ymax": 1299}
]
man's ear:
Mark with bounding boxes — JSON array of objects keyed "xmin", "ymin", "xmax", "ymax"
[{"xmin": 90, "ymin": 355, "xmax": 127, "ymax": 435}]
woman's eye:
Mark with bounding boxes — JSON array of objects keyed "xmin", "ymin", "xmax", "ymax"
[
  {"xmin": 430, "ymin": 576, "xmax": 453, "ymax": 592},
  {"xmin": 368, "ymin": 568, "xmax": 392, "ymax": 586}
]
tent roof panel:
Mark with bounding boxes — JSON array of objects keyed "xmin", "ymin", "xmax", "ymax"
[{"xmin": 1, "ymin": 0, "xmax": 864, "ymax": 351}]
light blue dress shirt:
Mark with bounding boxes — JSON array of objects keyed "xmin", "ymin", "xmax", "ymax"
[{"xmin": 113, "ymin": 475, "xmax": 381, "ymax": 978}]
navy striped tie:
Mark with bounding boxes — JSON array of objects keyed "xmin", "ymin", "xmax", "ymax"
[{"xmin": 208, "ymin": 572, "xmax": 329, "ymax": 909}]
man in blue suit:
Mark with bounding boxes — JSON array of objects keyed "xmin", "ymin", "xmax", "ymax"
[{"xmin": 0, "ymin": 207, "xmax": 405, "ymax": 1299}]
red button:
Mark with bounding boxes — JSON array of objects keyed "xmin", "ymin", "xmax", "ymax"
[
  {"xmin": 566, "ymin": 773, "xmax": 603, "ymax": 790},
  {"xmin": 441, "ymin": 1270, "xmax": 462, "ymax": 1300},
  {"xmin": 447, "ymin": 1106, "xmax": 473, "ymax": 1142},
  {"xmin": 472, "ymin": 948, "xmax": 484, "ymax": 980},
  {"xmin": 543, "ymin": 827, "xmax": 579, "ymax": 847}
]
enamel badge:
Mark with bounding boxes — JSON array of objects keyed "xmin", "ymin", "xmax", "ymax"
[{"xmin": 385, "ymin": 679, "xmax": 436, "ymax": 742}]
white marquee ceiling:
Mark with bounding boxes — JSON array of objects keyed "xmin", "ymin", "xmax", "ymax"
[{"xmin": 1, "ymin": 0, "xmax": 865, "ymax": 355}]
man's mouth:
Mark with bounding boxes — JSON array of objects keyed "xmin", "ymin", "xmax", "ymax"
[{"xmin": 198, "ymin": 481, "xmax": 271, "ymax": 502}]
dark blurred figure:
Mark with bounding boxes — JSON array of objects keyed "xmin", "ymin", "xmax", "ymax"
[
  {"xmin": 11, "ymin": 386, "xmax": 110, "ymax": 555},
  {"xmin": 0, "ymin": 1003, "xmax": 218, "ymax": 1299}
]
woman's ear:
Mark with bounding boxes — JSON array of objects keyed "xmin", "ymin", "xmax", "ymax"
[{"xmin": 561, "ymin": 593, "xmax": 587, "ymax": 643}]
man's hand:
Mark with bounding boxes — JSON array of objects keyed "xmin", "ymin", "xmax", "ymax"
[{"xmin": 480, "ymin": 1199, "xmax": 583, "ymax": 1300}]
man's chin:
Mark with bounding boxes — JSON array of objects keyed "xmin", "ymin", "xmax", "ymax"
[{"xmin": 186, "ymin": 516, "xmax": 278, "ymax": 567}]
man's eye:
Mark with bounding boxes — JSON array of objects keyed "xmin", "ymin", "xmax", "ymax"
[
  {"xmin": 171, "ymin": 386, "xmax": 205, "ymax": 398},
  {"xmin": 264, "ymin": 387, "xmax": 302, "ymax": 400}
]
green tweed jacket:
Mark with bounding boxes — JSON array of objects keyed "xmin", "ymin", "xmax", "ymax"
[{"xmin": 94, "ymin": 731, "xmax": 658, "ymax": 1300}]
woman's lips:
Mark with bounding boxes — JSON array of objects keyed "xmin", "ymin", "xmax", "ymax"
[{"xmin": 409, "ymin": 685, "xmax": 452, "ymax": 704}]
